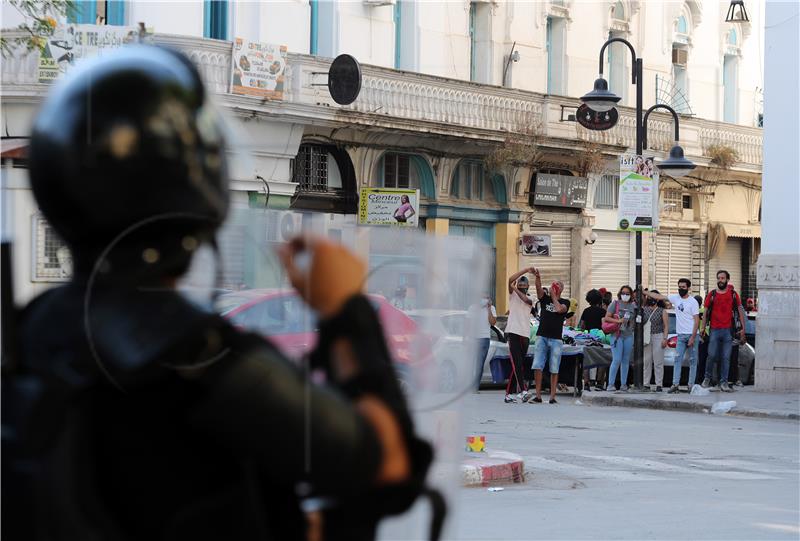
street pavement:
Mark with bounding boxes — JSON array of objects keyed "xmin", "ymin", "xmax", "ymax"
[{"xmin": 449, "ymin": 390, "xmax": 800, "ymax": 540}]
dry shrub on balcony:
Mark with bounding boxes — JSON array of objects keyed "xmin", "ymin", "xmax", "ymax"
[
  {"xmin": 0, "ymin": 1, "xmax": 75, "ymax": 58},
  {"xmin": 705, "ymin": 143, "xmax": 739, "ymax": 170},
  {"xmin": 574, "ymin": 126, "xmax": 609, "ymax": 177},
  {"xmin": 485, "ymin": 121, "xmax": 544, "ymax": 173}
]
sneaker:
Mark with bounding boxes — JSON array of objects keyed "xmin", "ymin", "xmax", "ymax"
[
  {"xmin": 521, "ymin": 391, "xmax": 531, "ymax": 403},
  {"xmin": 655, "ymin": 386, "xmax": 663, "ymax": 392},
  {"xmin": 667, "ymin": 385, "xmax": 680, "ymax": 394},
  {"xmin": 720, "ymin": 382, "xmax": 733, "ymax": 392},
  {"xmin": 504, "ymin": 394, "xmax": 516, "ymax": 403},
  {"xmin": 583, "ymin": 385, "xmax": 592, "ymax": 392},
  {"xmin": 531, "ymin": 396, "xmax": 543, "ymax": 403},
  {"xmin": 735, "ymin": 380, "xmax": 744, "ymax": 387},
  {"xmin": 701, "ymin": 378, "xmax": 711, "ymax": 388},
  {"xmin": 595, "ymin": 385, "xmax": 606, "ymax": 391},
  {"xmin": 606, "ymin": 385, "xmax": 616, "ymax": 392},
  {"xmin": 549, "ymin": 398, "xmax": 558, "ymax": 404},
  {"xmin": 619, "ymin": 385, "xmax": 629, "ymax": 392}
]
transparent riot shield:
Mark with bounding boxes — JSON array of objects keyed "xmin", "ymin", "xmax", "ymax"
[{"xmin": 178, "ymin": 205, "xmax": 490, "ymax": 540}]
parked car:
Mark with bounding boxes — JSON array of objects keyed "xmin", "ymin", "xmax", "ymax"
[
  {"xmin": 663, "ymin": 310, "xmax": 755, "ymax": 386},
  {"xmin": 218, "ymin": 289, "xmax": 428, "ymax": 389},
  {"xmin": 406, "ymin": 309, "xmax": 505, "ymax": 392}
]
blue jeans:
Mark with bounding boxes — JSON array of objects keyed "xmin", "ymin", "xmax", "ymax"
[
  {"xmin": 705, "ymin": 328, "xmax": 733, "ymax": 383},
  {"xmin": 533, "ymin": 337, "xmax": 563, "ymax": 373},
  {"xmin": 673, "ymin": 334, "xmax": 699, "ymax": 387},
  {"xmin": 608, "ymin": 334, "xmax": 634, "ymax": 388},
  {"xmin": 474, "ymin": 338, "xmax": 491, "ymax": 390}
]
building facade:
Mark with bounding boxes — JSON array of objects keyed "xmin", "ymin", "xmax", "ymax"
[{"xmin": 1, "ymin": 0, "xmax": 764, "ymax": 315}]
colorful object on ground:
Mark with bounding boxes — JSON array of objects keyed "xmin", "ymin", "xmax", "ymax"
[{"xmin": 466, "ymin": 435, "xmax": 486, "ymax": 453}]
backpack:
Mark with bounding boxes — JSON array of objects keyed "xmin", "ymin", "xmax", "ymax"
[{"xmin": 706, "ymin": 288, "xmax": 741, "ymax": 337}]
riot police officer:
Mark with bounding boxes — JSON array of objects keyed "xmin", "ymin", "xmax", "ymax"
[{"xmin": 2, "ymin": 46, "xmax": 433, "ymax": 540}]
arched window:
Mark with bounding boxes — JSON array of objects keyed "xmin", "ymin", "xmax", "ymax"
[
  {"xmin": 676, "ymin": 15, "xmax": 688, "ymax": 34},
  {"xmin": 612, "ymin": 1, "xmax": 625, "ymax": 20},
  {"xmin": 291, "ymin": 143, "xmax": 357, "ymax": 213},
  {"xmin": 380, "ymin": 153, "xmax": 435, "ymax": 199},
  {"xmin": 451, "ymin": 160, "xmax": 485, "ymax": 200}
]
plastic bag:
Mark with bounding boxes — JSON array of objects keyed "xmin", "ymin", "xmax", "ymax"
[
  {"xmin": 690, "ymin": 384, "xmax": 710, "ymax": 396},
  {"xmin": 711, "ymin": 401, "xmax": 737, "ymax": 414}
]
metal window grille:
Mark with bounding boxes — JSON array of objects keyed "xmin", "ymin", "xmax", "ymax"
[
  {"xmin": 384, "ymin": 153, "xmax": 411, "ymax": 189},
  {"xmin": 594, "ymin": 174, "xmax": 619, "ymax": 209},
  {"xmin": 293, "ymin": 144, "xmax": 329, "ymax": 192},
  {"xmin": 682, "ymin": 194, "xmax": 692, "ymax": 209},
  {"xmin": 33, "ymin": 215, "xmax": 71, "ymax": 282}
]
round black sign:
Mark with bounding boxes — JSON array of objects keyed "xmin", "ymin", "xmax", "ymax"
[
  {"xmin": 328, "ymin": 54, "xmax": 362, "ymax": 105},
  {"xmin": 619, "ymin": 219, "xmax": 630, "ymax": 230},
  {"xmin": 576, "ymin": 103, "xmax": 619, "ymax": 131}
]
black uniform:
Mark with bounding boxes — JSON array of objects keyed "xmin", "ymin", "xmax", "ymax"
[{"xmin": 2, "ymin": 46, "xmax": 432, "ymax": 541}]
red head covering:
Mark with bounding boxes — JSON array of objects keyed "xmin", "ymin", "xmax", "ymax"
[{"xmin": 599, "ymin": 287, "xmax": 608, "ymax": 296}]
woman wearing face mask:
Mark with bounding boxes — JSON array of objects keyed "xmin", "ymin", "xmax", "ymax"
[{"xmin": 603, "ymin": 285, "xmax": 637, "ymax": 392}]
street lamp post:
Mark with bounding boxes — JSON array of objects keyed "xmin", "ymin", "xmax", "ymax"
[{"xmin": 581, "ymin": 38, "xmax": 695, "ymax": 390}]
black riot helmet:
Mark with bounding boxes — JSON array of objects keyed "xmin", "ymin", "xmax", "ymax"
[{"xmin": 29, "ymin": 45, "xmax": 229, "ymax": 279}]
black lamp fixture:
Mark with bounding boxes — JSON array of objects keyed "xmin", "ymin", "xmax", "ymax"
[
  {"xmin": 580, "ymin": 77, "xmax": 621, "ymax": 113},
  {"xmin": 725, "ymin": 0, "xmax": 749, "ymax": 23},
  {"xmin": 657, "ymin": 145, "xmax": 696, "ymax": 178}
]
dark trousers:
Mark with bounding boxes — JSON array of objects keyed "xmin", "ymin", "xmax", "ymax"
[{"xmin": 506, "ymin": 333, "xmax": 530, "ymax": 395}]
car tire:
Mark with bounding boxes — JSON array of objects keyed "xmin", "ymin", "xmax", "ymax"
[{"xmin": 439, "ymin": 360, "xmax": 457, "ymax": 393}]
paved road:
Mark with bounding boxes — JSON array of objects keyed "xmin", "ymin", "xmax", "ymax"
[{"xmin": 449, "ymin": 391, "xmax": 800, "ymax": 540}]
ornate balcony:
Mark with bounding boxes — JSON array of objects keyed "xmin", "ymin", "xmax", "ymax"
[{"xmin": 1, "ymin": 32, "xmax": 763, "ymax": 170}]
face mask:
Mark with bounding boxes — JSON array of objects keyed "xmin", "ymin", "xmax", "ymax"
[
  {"xmin": 678, "ymin": 288, "xmax": 689, "ymax": 297},
  {"xmin": 717, "ymin": 282, "xmax": 727, "ymax": 290},
  {"xmin": 518, "ymin": 286, "xmax": 528, "ymax": 293},
  {"xmin": 621, "ymin": 294, "xmax": 631, "ymax": 302}
]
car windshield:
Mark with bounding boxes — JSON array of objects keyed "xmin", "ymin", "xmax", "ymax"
[{"xmin": 217, "ymin": 294, "xmax": 262, "ymax": 315}]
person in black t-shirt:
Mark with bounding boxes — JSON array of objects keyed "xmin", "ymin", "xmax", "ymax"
[
  {"xmin": 531, "ymin": 269, "xmax": 568, "ymax": 404},
  {"xmin": 580, "ymin": 289, "xmax": 607, "ymax": 391}
]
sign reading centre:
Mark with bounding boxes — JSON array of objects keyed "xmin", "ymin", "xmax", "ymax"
[
  {"xmin": 358, "ymin": 188, "xmax": 420, "ymax": 227},
  {"xmin": 618, "ymin": 154, "xmax": 659, "ymax": 232}
]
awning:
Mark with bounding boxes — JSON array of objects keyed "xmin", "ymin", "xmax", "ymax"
[
  {"xmin": 1, "ymin": 139, "xmax": 28, "ymax": 159},
  {"xmin": 720, "ymin": 222, "xmax": 761, "ymax": 239}
]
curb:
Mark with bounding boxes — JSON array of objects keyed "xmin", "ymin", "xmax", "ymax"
[
  {"xmin": 580, "ymin": 393, "xmax": 800, "ymax": 422},
  {"xmin": 461, "ymin": 450, "xmax": 525, "ymax": 487}
]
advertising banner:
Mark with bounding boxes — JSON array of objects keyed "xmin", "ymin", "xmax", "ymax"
[
  {"xmin": 618, "ymin": 154, "xmax": 658, "ymax": 232},
  {"xmin": 38, "ymin": 24, "xmax": 142, "ymax": 82},
  {"xmin": 358, "ymin": 187, "xmax": 420, "ymax": 227},
  {"xmin": 520, "ymin": 234, "xmax": 551, "ymax": 256},
  {"xmin": 231, "ymin": 38, "xmax": 287, "ymax": 100}
]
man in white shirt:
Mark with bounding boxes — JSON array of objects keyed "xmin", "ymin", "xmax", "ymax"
[
  {"xmin": 468, "ymin": 296, "xmax": 497, "ymax": 391},
  {"xmin": 504, "ymin": 267, "xmax": 535, "ymax": 403},
  {"xmin": 645, "ymin": 278, "xmax": 699, "ymax": 394}
]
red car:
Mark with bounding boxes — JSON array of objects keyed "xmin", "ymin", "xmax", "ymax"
[{"xmin": 218, "ymin": 290, "xmax": 432, "ymax": 387}]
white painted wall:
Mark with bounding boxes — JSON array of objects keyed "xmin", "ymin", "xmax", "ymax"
[
  {"xmin": 128, "ymin": 1, "xmax": 204, "ymax": 37},
  {"xmin": 761, "ymin": 0, "xmax": 799, "ymax": 255}
]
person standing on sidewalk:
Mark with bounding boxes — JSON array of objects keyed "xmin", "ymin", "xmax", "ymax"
[
  {"xmin": 580, "ymin": 289, "xmax": 607, "ymax": 391},
  {"xmin": 603, "ymin": 286, "xmax": 637, "ymax": 392},
  {"xmin": 700, "ymin": 270, "xmax": 747, "ymax": 392},
  {"xmin": 645, "ymin": 279, "xmax": 700, "ymax": 393},
  {"xmin": 531, "ymin": 269, "xmax": 569, "ymax": 404},
  {"xmin": 468, "ymin": 296, "xmax": 497, "ymax": 391},
  {"xmin": 642, "ymin": 290, "xmax": 669, "ymax": 392},
  {"xmin": 504, "ymin": 267, "xmax": 535, "ymax": 403}
]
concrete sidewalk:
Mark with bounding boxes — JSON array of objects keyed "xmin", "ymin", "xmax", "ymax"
[{"xmin": 579, "ymin": 386, "xmax": 800, "ymax": 421}]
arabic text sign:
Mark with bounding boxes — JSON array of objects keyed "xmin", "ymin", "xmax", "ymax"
[
  {"xmin": 618, "ymin": 154, "xmax": 658, "ymax": 232},
  {"xmin": 358, "ymin": 188, "xmax": 420, "ymax": 227},
  {"xmin": 231, "ymin": 39, "xmax": 287, "ymax": 100},
  {"xmin": 39, "ymin": 24, "xmax": 141, "ymax": 82}
]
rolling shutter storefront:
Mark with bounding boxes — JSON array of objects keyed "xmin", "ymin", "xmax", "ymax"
[
  {"xmin": 709, "ymin": 238, "xmax": 743, "ymax": 292},
  {"xmin": 520, "ymin": 229, "xmax": 572, "ymax": 297},
  {"xmin": 655, "ymin": 234, "xmax": 693, "ymax": 294},
  {"xmin": 591, "ymin": 230, "xmax": 633, "ymax": 293}
]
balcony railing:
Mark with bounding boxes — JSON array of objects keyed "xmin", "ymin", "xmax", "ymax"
[{"xmin": 1, "ymin": 32, "xmax": 763, "ymax": 168}]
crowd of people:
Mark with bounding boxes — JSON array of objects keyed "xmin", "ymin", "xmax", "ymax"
[{"xmin": 472, "ymin": 266, "xmax": 752, "ymax": 403}]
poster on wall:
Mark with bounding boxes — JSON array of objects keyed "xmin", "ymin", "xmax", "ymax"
[
  {"xmin": 38, "ymin": 24, "xmax": 144, "ymax": 82},
  {"xmin": 520, "ymin": 234, "xmax": 551, "ymax": 256},
  {"xmin": 618, "ymin": 154, "xmax": 659, "ymax": 232},
  {"xmin": 231, "ymin": 38, "xmax": 287, "ymax": 100},
  {"xmin": 358, "ymin": 187, "xmax": 420, "ymax": 227}
]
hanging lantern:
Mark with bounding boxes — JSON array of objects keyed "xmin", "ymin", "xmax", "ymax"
[{"xmin": 725, "ymin": 0, "xmax": 749, "ymax": 23}]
